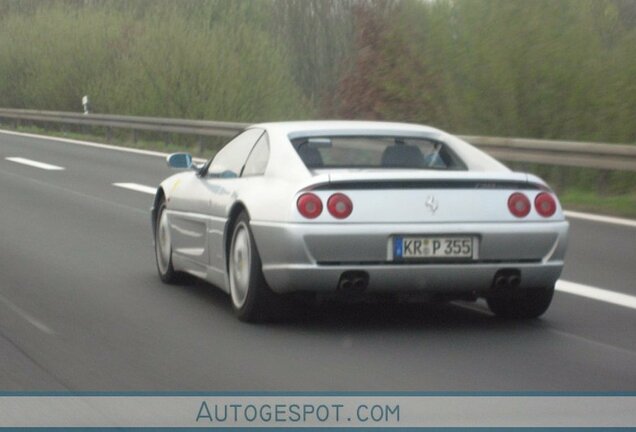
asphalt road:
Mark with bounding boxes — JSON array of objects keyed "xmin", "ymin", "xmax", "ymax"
[{"xmin": 0, "ymin": 129, "xmax": 635, "ymax": 391}]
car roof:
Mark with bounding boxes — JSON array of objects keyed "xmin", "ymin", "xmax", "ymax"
[{"xmin": 250, "ymin": 120, "xmax": 443, "ymax": 136}]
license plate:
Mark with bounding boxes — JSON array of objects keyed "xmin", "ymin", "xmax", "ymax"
[{"xmin": 394, "ymin": 236, "xmax": 476, "ymax": 259}]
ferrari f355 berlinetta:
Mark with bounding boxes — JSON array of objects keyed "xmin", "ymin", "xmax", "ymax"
[{"xmin": 151, "ymin": 121, "xmax": 568, "ymax": 322}]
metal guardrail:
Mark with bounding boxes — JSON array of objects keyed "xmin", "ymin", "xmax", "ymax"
[
  {"xmin": 0, "ymin": 108, "xmax": 245, "ymax": 137},
  {"xmin": 1, "ymin": 108, "xmax": 635, "ymax": 171},
  {"xmin": 462, "ymin": 135, "xmax": 636, "ymax": 172}
]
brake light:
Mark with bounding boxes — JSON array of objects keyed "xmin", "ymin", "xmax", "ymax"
[
  {"xmin": 508, "ymin": 192, "xmax": 531, "ymax": 218},
  {"xmin": 535, "ymin": 192, "xmax": 557, "ymax": 217},
  {"xmin": 327, "ymin": 193, "xmax": 353, "ymax": 219},
  {"xmin": 297, "ymin": 193, "xmax": 322, "ymax": 219}
]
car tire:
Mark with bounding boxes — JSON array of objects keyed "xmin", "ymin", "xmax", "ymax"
[
  {"xmin": 228, "ymin": 211, "xmax": 283, "ymax": 322},
  {"xmin": 154, "ymin": 200, "xmax": 185, "ymax": 284},
  {"xmin": 486, "ymin": 285, "xmax": 555, "ymax": 319}
]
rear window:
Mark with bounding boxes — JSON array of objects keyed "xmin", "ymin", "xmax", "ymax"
[{"xmin": 290, "ymin": 136, "xmax": 467, "ymax": 170}]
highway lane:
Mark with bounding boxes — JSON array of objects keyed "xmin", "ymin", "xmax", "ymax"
[{"xmin": 0, "ymin": 129, "xmax": 635, "ymax": 391}]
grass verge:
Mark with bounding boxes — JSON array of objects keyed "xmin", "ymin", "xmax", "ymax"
[{"xmin": 559, "ymin": 190, "xmax": 636, "ymax": 219}]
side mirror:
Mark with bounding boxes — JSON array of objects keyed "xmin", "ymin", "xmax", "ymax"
[{"xmin": 166, "ymin": 153, "xmax": 193, "ymax": 169}]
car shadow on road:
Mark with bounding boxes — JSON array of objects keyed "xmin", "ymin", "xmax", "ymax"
[
  {"xmin": 283, "ymin": 300, "xmax": 527, "ymax": 332},
  {"xmin": 168, "ymin": 277, "xmax": 545, "ymax": 333}
]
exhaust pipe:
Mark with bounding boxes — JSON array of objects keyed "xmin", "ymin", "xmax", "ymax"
[
  {"xmin": 338, "ymin": 271, "xmax": 369, "ymax": 292},
  {"xmin": 338, "ymin": 279, "xmax": 353, "ymax": 290},
  {"xmin": 508, "ymin": 275, "xmax": 521, "ymax": 287},
  {"xmin": 491, "ymin": 269, "xmax": 521, "ymax": 290},
  {"xmin": 494, "ymin": 275, "xmax": 508, "ymax": 287},
  {"xmin": 352, "ymin": 277, "xmax": 367, "ymax": 290}
]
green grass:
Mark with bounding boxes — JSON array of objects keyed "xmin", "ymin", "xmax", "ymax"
[
  {"xmin": 3, "ymin": 123, "xmax": 635, "ymax": 220},
  {"xmin": 559, "ymin": 189, "xmax": 636, "ymax": 219}
]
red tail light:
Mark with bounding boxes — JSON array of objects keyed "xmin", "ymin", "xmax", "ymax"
[
  {"xmin": 508, "ymin": 192, "xmax": 531, "ymax": 218},
  {"xmin": 327, "ymin": 193, "xmax": 353, "ymax": 219},
  {"xmin": 297, "ymin": 193, "xmax": 322, "ymax": 219},
  {"xmin": 535, "ymin": 192, "xmax": 557, "ymax": 217}
]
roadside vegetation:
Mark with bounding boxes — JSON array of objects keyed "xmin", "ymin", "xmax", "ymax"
[{"xmin": 0, "ymin": 0, "xmax": 634, "ymax": 216}]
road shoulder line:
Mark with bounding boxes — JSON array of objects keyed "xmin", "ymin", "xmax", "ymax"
[
  {"xmin": 0, "ymin": 128, "xmax": 206, "ymax": 162},
  {"xmin": 564, "ymin": 210, "xmax": 636, "ymax": 228}
]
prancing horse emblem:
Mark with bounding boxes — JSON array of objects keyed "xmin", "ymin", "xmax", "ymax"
[{"xmin": 426, "ymin": 195, "xmax": 439, "ymax": 214}]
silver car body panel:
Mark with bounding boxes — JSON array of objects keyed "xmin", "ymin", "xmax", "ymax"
[
  {"xmin": 251, "ymin": 220, "xmax": 567, "ymax": 293},
  {"xmin": 153, "ymin": 121, "xmax": 568, "ymax": 294}
]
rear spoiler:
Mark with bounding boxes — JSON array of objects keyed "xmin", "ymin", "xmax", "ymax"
[{"xmin": 308, "ymin": 179, "xmax": 548, "ymax": 191}]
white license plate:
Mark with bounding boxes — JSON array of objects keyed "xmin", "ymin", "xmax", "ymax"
[{"xmin": 394, "ymin": 236, "xmax": 476, "ymax": 259}]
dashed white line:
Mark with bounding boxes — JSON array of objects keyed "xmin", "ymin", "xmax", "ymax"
[
  {"xmin": 5, "ymin": 157, "xmax": 65, "ymax": 171},
  {"xmin": 564, "ymin": 210, "xmax": 636, "ymax": 228},
  {"xmin": 0, "ymin": 293, "xmax": 55, "ymax": 335},
  {"xmin": 113, "ymin": 182, "xmax": 157, "ymax": 195},
  {"xmin": 556, "ymin": 280, "xmax": 636, "ymax": 311}
]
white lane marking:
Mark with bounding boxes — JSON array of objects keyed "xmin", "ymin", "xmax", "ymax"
[
  {"xmin": 0, "ymin": 129, "xmax": 207, "ymax": 163},
  {"xmin": 564, "ymin": 210, "xmax": 636, "ymax": 228},
  {"xmin": 1, "ymin": 167, "xmax": 147, "ymax": 215},
  {"xmin": 0, "ymin": 293, "xmax": 55, "ymax": 335},
  {"xmin": 5, "ymin": 157, "xmax": 65, "ymax": 171},
  {"xmin": 113, "ymin": 182, "xmax": 157, "ymax": 195},
  {"xmin": 557, "ymin": 280, "xmax": 636, "ymax": 310}
]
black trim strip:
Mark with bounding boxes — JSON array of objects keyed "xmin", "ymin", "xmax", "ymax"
[{"xmin": 311, "ymin": 180, "xmax": 542, "ymax": 190}]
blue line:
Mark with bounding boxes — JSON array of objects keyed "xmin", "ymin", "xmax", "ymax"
[
  {"xmin": 0, "ymin": 428, "xmax": 633, "ymax": 431},
  {"xmin": 0, "ymin": 391, "xmax": 635, "ymax": 397}
]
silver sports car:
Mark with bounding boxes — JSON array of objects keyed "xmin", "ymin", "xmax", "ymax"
[{"xmin": 151, "ymin": 121, "xmax": 568, "ymax": 322}]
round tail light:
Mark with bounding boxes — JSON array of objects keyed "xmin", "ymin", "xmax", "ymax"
[
  {"xmin": 535, "ymin": 192, "xmax": 557, "ymax": 217},
  {"xmin": 327, "ymin": 193, "xmax": 353, "ymax": 219},
  {"xmin": 297, "ymin": 193, "xmax": 323, "ymax": 219},
  {"xmin": 508, "ymin": 192, "xmax": 531, "ymax": 218}
]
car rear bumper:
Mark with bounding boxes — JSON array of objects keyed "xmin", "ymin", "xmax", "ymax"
[
  {"xmin": 262, "ymin": 261, "xmax": 564, "ymax": 294},
  {"xmin": 251, "ymin": 220, "xmax": 568, "ymax": 294}
]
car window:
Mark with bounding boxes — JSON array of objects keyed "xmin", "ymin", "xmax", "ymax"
[
  {"xmin": 207, "ymin": 128, "xmax": 264, "ymax": 178},
  {"xmin": 290, "ymin": 135, "xmax": 467, "ymax": 170},
  {"xmin": 241, "ymin": 133, "xmax": 270, "ymax": 177}
]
